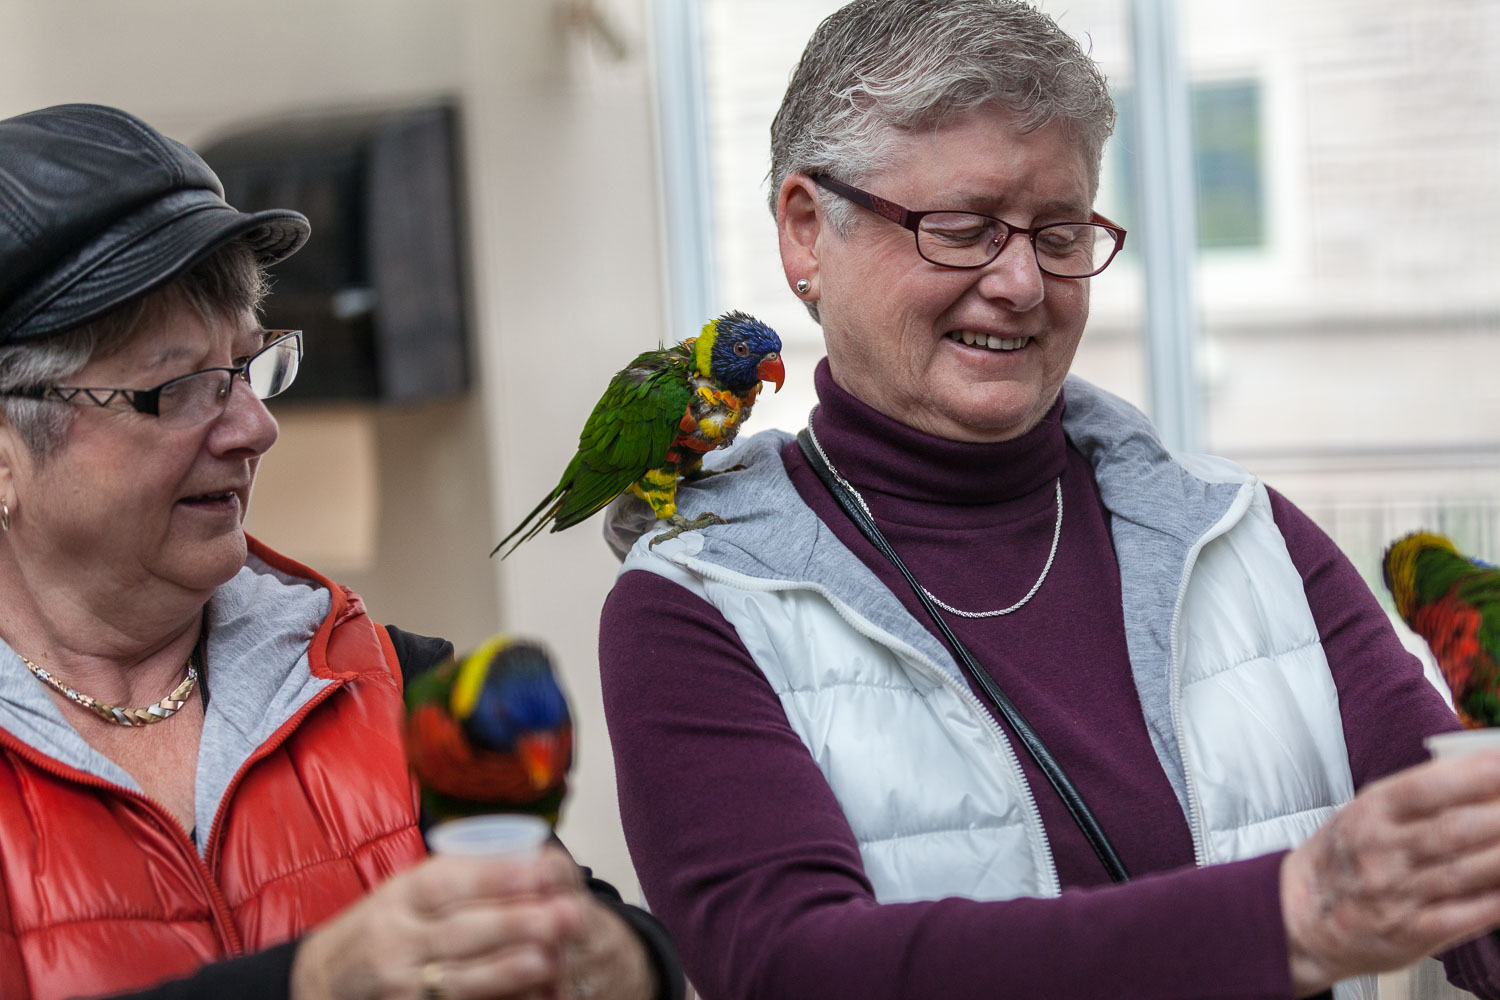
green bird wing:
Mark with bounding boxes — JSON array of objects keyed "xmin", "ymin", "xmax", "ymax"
[
  {"xmin": 1417, "ymin": 549, "xmax": 1500, "ymax": 643},
  {"xmin": 549, "ymin": 347, "xmax": 694, "ymax": 531},
  {"xmin": 1414, "ymin": 548, "xmax": 1479, "ymax": 607},
  {"xmin": 403, "ymin": 655, "xmax": 455, "ymax": 712}
]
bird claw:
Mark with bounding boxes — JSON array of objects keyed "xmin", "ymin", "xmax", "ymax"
[{"xmin": 648, "ymin": 512, "xmax": 728, "ymax": 548}]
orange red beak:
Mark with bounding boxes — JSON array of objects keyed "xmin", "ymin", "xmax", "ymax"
[
  {"xmin": 517, "ymin": 732, "xmax": 566, "ymax": 791},
  {"xmin": 758, "ymin": 354, "xmax": 786, "ymax": 392}
]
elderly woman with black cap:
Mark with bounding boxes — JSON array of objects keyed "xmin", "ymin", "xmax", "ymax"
[
  {"xmin": 599, "ymin": 1, "xmax": 1500, "ymax": 998},
  {"xmin": 0, "ymin": 104, "xmax": 679, "ymax": 1000}
]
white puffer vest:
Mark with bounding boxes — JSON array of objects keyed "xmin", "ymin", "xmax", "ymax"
[{"xmin": 612, "ymin": 376, "xmax": 1372, "ymax": 999}]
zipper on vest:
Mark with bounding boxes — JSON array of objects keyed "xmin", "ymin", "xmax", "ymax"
[
  {"xmin": 202, "ymin": 675, "xmax": 347, "ymax": 865},
  {"xmin": 679, "ymin": 557, "xmax": 1062, "ymax": 898},
  {"xmin": 921, "ymin": 654, "xmax": 1061, "ymax": 898},
  {"xmin": 0, "ymin": 729, "xmax": 245, "ymax": 955},
  {"xmin": 1167, "ymin": 480, "xmax": 1256, "ymax": 870}
]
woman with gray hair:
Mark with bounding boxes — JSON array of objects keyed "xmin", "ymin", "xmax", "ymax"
[
  {"xmin": 599, "ymin": 1, "xmax": 1500, "ymax": 997},
  {"xmin": 0, "ymin": 104, "xmax": 681, "ymax": 1000}
]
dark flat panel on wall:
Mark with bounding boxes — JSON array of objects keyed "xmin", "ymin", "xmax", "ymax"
[{"xmin": 202, "ymin": 102, "xmax": 470, "ymax": 403}]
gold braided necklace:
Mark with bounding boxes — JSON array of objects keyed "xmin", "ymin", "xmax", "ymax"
[{"xmin": 21, "ymin": 647, "xmax": 200, "ymax": 727}]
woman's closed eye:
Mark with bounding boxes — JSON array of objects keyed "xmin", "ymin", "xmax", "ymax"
[
  {"xmin": 1035, "ymin": 226, "xmax": 1092, "ymax": 257},
  {"xmin": 921, "ymin": 216, "xmax": 996, "ymax": 246}
]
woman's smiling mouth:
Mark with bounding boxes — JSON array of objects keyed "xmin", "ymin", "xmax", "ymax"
[{"xmin": 947, "ymin": 330, "xmax": 1031, "ymax": 351}]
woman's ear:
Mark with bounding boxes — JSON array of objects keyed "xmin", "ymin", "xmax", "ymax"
[
  {"xmin": 0, "ymin": 414, "xmax": 33, "ymax": 517},
  {"xmin": 777, "ymin": 173, "xmax": 823, "ymax": 300},
  {"xmin": 0, "ymin": 422, "xmax": 21, "ymax": 533}
]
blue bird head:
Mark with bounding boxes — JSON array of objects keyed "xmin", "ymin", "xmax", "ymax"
[
  {"xmin": 705, "ymin": 310, "xmax": 785, "ymax": 393},
  {"xmin": 460, "ymin": 640, "xmax": 573, "ymax": 790}
]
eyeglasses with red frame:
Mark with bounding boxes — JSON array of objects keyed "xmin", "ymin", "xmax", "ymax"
[{"xmin": 810, "ymin": 173, "xmax": 1126, "ymax": 278}]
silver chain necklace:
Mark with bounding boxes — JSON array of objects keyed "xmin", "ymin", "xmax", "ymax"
[{"xmin": 805, "ymin": 406, "xmax": 1062, "ymax": 618}]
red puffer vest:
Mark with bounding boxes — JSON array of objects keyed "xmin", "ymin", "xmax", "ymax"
[{"xmin": 0, "ymin": 540, "xmax": 429, "ymax": 999}]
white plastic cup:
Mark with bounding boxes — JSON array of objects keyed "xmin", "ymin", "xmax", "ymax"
[
  {"xmin": 426, "ymin": 814, "xmax": 551, "ymax": 861},
  {"xmin": 1424, "ymin": 729, "xmax": 1500, "ymax": 761}
]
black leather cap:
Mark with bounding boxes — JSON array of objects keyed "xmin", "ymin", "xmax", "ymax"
[{"xmin": 0, "ymin": 104, "xmax": 310, "ymax": 344}]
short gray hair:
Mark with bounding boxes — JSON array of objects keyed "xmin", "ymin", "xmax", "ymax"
[
  {"xmin": 0, "ymin": 240, "xmax": 269, "ymax": 460},
  {"xmin": 770, "ymin": 0, "xmax": 1116, "ymax": 232}
]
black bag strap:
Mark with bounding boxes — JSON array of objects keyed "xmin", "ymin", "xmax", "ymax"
[{"xmin": 797, "ymin": 428, "xmax": 1130, "ymax": 884}]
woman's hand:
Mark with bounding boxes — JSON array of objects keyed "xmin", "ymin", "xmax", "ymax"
[
  {"xmin": 556, "ymin": 890, "xmax": 658, "ymax": 1000},
  {"xmin": 1282, "ymin": 750, "xmax": 1500, "ymax": 995},
  {"xmin": 290, "ymin": 845, "xmax": 654, "ymax": 1000}
]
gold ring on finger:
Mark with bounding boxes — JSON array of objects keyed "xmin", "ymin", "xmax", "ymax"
[{"xmin": 421, "ymin": 960, "xmax": 447, "ymax": 1000}]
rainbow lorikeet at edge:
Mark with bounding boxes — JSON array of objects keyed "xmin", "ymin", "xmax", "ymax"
[
  {"xmin": 491, "ymin": 310, "xmax": 785, "ymax": 558},
  {"xmin": 404, "ymin": 635, "xmax": 574, "ymax": 825},
  {"xmin": 1383, "ymin": 531, "xmax": 1500, "ymax": 728}
]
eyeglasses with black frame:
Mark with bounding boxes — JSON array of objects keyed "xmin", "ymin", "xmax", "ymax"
[
  {"xmin": 810, "ymin": 174, "xmax": 1126, "ymax": 278},
  {"xmin": 0, "ymin": 330, "xmax": 303, "ymax": 430}
]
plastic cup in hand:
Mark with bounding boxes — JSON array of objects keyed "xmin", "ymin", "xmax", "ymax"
[
  {"xmin": 1424, "ymin": 729, "xmax": 1500, "ymax": 761},
  {"xmin": 426, "ymin": 814, "xmax": 551, "ymax": 861}
]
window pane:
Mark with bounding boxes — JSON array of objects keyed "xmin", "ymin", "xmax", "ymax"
[
  {"xmin": 1111, "ymin": 80, "xmax": 1265, "ymax": 251},
  {"xmin": 1192, "ymin": 81, "xmax": 1263, "ymax": 249}
]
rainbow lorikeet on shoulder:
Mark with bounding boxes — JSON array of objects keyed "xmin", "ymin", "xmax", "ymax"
[
  {"xmin": 491, "ymin": 310, "xmax": 784, "ymax": 558},
  {"xmin": 404, "ymin": 635, "xmax": 573, "ymax": 824},
  {"xmin": 1383, "ymin": 531, "xmax": 1500, "ymax": 728}
]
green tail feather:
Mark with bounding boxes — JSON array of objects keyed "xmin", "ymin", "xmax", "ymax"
[{"xmin": 490, "ymin": 481, "xmax": 570, "ymax": 559}]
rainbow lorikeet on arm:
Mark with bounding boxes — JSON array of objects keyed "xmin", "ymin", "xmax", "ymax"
[
  {"xmin": 491, "ymin": 310, "xmax": 784, "ymax": 558},
  {"xmin": 403, "ymin": 635, "xmax": 574, "ymax": 824},
  {"xmin": 1383, "ymin": 531, "xmax": 1500, "ymax": 728}
]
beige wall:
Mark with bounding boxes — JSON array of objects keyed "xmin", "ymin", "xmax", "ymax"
[{"xmin": 0, "ymin": 0, "xmax": 663, "ymax": 899}]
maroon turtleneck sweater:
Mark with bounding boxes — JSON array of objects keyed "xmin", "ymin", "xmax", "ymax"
[{"xmin": 599, "ymin": 360, "xmax": 1494, "ymax": 999}]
